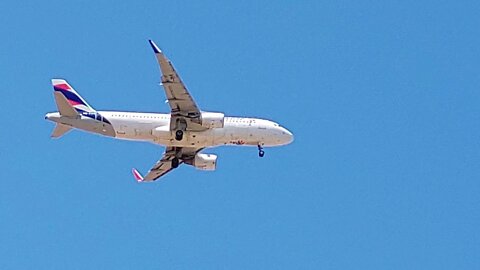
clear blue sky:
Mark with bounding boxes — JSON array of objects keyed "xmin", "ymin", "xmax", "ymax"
[{"xmin": 1, "ymin": 0, "xmax": 479, "ymax": 269}]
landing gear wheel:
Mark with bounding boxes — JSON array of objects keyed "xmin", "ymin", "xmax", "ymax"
[
  {"xmin": 175, "ymin": 130, "xmax": 184, "ymax": 141},
  {"xmin": 171, "ymin": 157, "xmax": 180, "ymax": 168},
  {"xmin": 257, "ymin": 145, "xmax": 265, "ymax": 158}
]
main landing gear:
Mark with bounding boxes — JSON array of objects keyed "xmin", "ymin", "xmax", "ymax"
[
  {"xmin": 175, "ymin": 130, "xmax": 184, "ymax": 141},
  {"xmin": 175, "ymin": 118, "xmax": 187, "ymax": 141},
  {"xmin": 258, "ymin": 145, "xmax": 265, "ymax": 157},
  {"xmin": 172, "ymin": 157, "xmax": 180, "ymax": 168}
]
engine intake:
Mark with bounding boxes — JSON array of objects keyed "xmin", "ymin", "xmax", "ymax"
[
  {"xmin": 193, "ymin": 153, "xmax": 217, "ymax": 171},
  {"xmin": 201, "ymin": 112, "xmax": 224, "ymax": 128}
]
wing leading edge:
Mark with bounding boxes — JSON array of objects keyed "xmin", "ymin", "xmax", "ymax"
[
  {"xmin": 133, "ymin": 147, "xmax": 201, "ymax": 182},
  {"xmin": 148, "ymin": 40, "xmax": 201, "ymax": 119}
]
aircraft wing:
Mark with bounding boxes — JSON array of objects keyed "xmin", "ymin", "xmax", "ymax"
[
  {"xmin": 148, "ymin": 40, "xmax": 202, "ymax": 120},
  {"xmin": 132, "ymin": 147, "xmax": 201, "ymax": 182}
]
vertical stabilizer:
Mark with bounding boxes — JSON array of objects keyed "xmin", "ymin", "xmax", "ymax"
[
  {"xmin": 51, "ymin": 79, "xmax": 95, "ymax": 113},
  {"xmin": 54, "ymin": 91, "xmax": 78, "ymax": 117}
]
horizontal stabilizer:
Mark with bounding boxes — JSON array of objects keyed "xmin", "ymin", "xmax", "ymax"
[
  {"xmin": 51, "ymin": 123, "xmax": 72, "ymax": 138},
  {"xmin": 54, "ymin": 91, "xmax": 78, "ymax": 117}
]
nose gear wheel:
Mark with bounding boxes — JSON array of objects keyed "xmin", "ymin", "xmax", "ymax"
[{"xmin": 258, "ymin": 145, "xmax": 265, "ymax": 157}]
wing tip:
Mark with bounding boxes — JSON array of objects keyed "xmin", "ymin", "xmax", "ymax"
[
  {"xmin": 132, "ymin": 168, "xmax": 144, "ymax": 182},
  {"xmin": 148, "ymin": 39, "xmax": 162, "ymax": 54}
]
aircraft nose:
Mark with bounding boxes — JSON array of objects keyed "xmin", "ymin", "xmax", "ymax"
[{"xmin": 280, "ymin": 127, "xmax": 294, "ymax": 144}]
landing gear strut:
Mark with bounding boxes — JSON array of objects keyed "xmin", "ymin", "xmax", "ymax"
[
  {"xmin": 174, "ymin": 118, "xmax": 187, "ymax": 141},
  {"xmin": 258, "ymin": 145, "xmax": 265, "ymax": 157},
  {"xmin": 175, "ymin": 130, "xmax": 184, "ymax": 141},
  {"xmin": 172, "ymin": 157, "xmax": 180, "ymax": 168}
]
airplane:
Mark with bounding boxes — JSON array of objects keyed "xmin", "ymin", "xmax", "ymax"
[{"xmin": 45, "ymin": 40, "xmax": 294, "ymax": 182}]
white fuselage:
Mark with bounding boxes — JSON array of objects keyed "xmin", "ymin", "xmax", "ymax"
[{"xmin": 46, "ymin": 111, "xmax": 294, "ymax": 148}]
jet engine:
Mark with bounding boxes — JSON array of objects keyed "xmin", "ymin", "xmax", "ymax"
[
  {"xmin": 193, "ymin": 153, "xmax": 217, "ymax": 171},
  {"xmin": 201, "ymin": 112, "xmax": 224, "ymax": 128}
]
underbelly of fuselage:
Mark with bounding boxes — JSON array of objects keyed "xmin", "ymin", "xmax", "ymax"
[{"xmin": 113, "ymin": 125, "xmax": 264, "ymax": 148}]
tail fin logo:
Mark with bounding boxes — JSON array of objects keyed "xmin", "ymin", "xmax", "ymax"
[{"xmin": 52, "ymin": 79, "xmax": 95, "ymax": 113}]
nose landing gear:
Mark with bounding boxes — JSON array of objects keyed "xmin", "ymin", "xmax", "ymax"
[{"xmin": 258, "ymin": 145, "xmax": 265, "ymax": 157}]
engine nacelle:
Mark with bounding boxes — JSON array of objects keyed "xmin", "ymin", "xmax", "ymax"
[
  {"xmin": 201, "ymin": 112, "xmax": 224, "ymax": 129},
  {"xmin": 193, "ymin": 153, "xmax": 217, "ymax": 171}
]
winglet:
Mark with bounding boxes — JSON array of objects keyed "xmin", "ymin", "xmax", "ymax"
[
  {"xmin": 148, "ymin": 39, "xmax": 162, "ymax": 54},
  {"xmin": 132, "ymin": 168, "xmax": 144, "ymax": 182}
]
